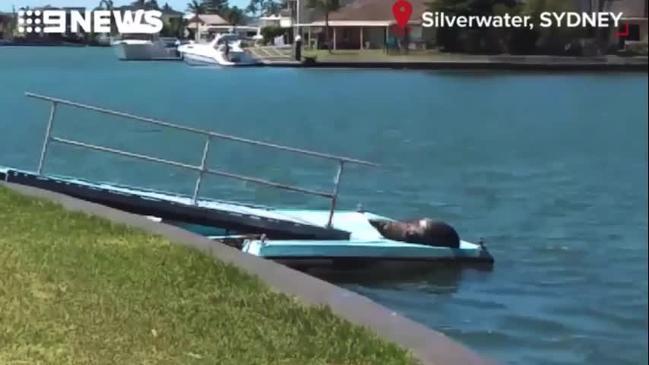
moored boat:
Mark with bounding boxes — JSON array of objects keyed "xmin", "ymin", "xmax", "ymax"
[
  {"xmin": 112, "ymin": 36, "xmax": 181, "ymax": 61},
  {"xmin": 178, "ymin": 33, "xmax": 259, "ymax": 66}
]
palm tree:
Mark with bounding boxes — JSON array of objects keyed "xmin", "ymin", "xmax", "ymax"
[
  {"xmin": 187, "ymin": 0, "xmax": 205, "ymax": 41},
  {"xmin": 264, "ymin": 0, "xmax": 281, "ymax": 16},
  {"xmin": 306, "ymin": 0, "xmax": 340, "ymax": 52},
  {"xmin": 151, "ymin": 0, "xmax": 162, "ymax": 9},
  {"xmin": 245, "ymin": 0, "xmax": 259, "ymax": 15},
  {"xmin": 99, "ymin": 0, "xmax": 114, "ymax": 9},
  {"xmin": 202, "ymin": 0, "xmax": 228, "ymax": 14},
  {"xmin": 131, "ymin": 0, "xmax": 146, "ymax": 8},
  {"xmin": 99, "ymin": 0, "xmax": 117, "ymax": 35},
  {"xmin": 246, "ymin": 0, "xmax": 281, "ymax": 16},
  {"xmin": 225, "ymin": 6, "xmax": 245, "ymax": 30}
]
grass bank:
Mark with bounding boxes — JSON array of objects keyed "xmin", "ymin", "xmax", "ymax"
[{"xmin": 0, "ymin": 186, "xmax": 413, "ymax": 365}]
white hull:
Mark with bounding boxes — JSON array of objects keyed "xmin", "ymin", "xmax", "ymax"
[
  {"xmin": 112, "ymin": 40, "xmax": 179, "ymax": 61},
  {"xmin": 182, "ymin": 52, "xmax": 219, "ymax": 65},
  {"xmin": 177, "ymin": 35, "xmax": 259, "ymax": 67}
]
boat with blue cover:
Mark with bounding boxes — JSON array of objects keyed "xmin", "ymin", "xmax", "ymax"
[{"xmin": 1, "ymin": 92, "xmax": 493, "ymax": 275}]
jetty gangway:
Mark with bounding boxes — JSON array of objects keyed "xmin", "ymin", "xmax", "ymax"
[{"xmin": 26, "ymin": 92, "xmax": 379, "ymax": 228}]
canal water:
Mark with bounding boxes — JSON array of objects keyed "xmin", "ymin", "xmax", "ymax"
[{"xmin": 1, "ymin": 47, "xmax": 646, "ymax": 365}]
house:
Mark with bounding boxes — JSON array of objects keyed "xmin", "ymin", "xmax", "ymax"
[
  {"xmin": 259, "ymin": 10, "xmax": 293, "ymax": 28},
  {"xmin": 572, "ymin": 0, "xmax": 647, "ymax": 50},
  {"xmin": 606, "ymin": 0, "xmax": 648, "ymax": 49},
  {"xmin": 184, "ymin": 14, "xmax": 230, "ymax": 41},
  {"xmin": 299, "ymin": 0, "xmax": 434, "ymax": 50}
]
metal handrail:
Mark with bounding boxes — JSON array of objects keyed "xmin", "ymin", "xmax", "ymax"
[
  {"xmin": 26, "ymin": 92, "xmax": 379, "ymax": 167},
  {"xmin": 27, "ymin": 92, "xmax": 378, "ymax": 227}
]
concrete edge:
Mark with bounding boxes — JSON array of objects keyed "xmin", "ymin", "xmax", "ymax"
[
  {"xmin": 266, "ymin": 60, "xmax": 648, "ymax": 71},
  {"xmin": 1, "ymin": 182, "xmax": 497, "ymax": 365}
]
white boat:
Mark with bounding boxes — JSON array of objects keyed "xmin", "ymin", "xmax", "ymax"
[
  {"xmin": 177, "ymin": 33, "xmax": 259, "ymax": 66},
  {"xmin": 112, "ymin": 37, "xmax": 180, "ymax": 61}
]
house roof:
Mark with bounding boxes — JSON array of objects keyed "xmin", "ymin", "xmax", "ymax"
[
  {"xmin": 186, "ymin": 14, "xmax": 229, "ymax": 25},
  {"xmin": 325, "ymin": 0, "xmax": 430, "ymax": 22}
]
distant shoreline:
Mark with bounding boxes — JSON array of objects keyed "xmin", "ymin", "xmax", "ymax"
[
  {"xmin": 286, "ymin": 59, "xmax": 648, "ymax": 72},
  {"xmin": 1, "ymin": 43, "xmax": 646, "ymax": 71},
  {"xmin": 277, "ymin": 52, "xmax": 649, "ymax": 72}
]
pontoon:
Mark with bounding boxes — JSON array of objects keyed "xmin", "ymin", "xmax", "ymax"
[{"xmin": 1, "ymin": 92, "xmax": 494, "ymax": 276}]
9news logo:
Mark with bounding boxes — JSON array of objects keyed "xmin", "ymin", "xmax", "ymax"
[{"xmin": 17, "ymin": 9, "xmax": 164, "ymax": 34}]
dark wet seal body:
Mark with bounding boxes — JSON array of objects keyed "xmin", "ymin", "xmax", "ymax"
[{"xmin": 369, "ymin": 218, "xmax": 460, "ymax": 248}]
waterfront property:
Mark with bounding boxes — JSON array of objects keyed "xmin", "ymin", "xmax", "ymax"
[
  {"xmin": 300, "ymin": 0, "xmax": 434, "ymax": 50},
  {"xmin": 606, "ymin": 0, "xmax": 648, "ymax": 50},
  {"xmin": 184, "ymin": 14, "xmax": 231, "ymax": 42},
  {"xmin": 288, "ymin": 0, "xmax": 648, "ymax": 54},
  {"xmin": 0, "ymin": 46, "xmax": 646, "ymax": 365}
]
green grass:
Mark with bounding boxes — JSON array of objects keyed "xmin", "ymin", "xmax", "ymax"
[{"xmin": 0, "ymin": 187, "xmax": 414, "ymax": 365}]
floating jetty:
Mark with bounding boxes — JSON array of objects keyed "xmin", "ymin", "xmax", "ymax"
[{"xmin": 2, "ymin": 92, "xmax": 493, "ymax": 276}]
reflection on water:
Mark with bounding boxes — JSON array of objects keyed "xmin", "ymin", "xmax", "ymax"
[
  {"xmin": 0, "ymin": 47, "xmax": 647, "ymax": 365},
  {"xmin": 318, "ymin": 262, "xmax": 493, "ymax": 289}
]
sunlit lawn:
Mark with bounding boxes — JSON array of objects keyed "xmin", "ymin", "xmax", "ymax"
[{"xmin": 0, "ymin": 186, "xmax": 414, "ymax": 365}]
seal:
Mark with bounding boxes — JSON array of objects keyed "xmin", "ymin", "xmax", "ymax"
[{"xmin": 369, "ymin": 218, "xmax": 460, "ymax": 248}]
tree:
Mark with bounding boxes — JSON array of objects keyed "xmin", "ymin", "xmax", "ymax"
[
  {"xmin": 146, "ymin": 0, "xmax": 161, "ymax": 10},
  {"xmin": 225, "ymin": 6, "xmax": 245, "ymax": 29},
  {"xmin": 431, "ymin": 0, "xmax": 518, "ymax": 53},
  {"xmin": 98, "ymin": 0, "xmax": 117, "ymax": 35},
  {"xmin": 245, "ymin": 0, "xmax": 261, "ymax": 15},
  {"xmin": 263, "ymin": 0, "xmax": 282, "ymax": 16},
  {"xmin": 130, "ymin": 0, "xmax": 146, "ymax": 8},
  {"xmin": 523, "ymin": 0, "xmax": 583, "ymax": 55},
  {"xmin": 245, "ymin": 0, "xmax": 281, "ymax": 16},
  {"xmin": 306, "ymin": 0, "xmax": 340, "ymax": 52},
  {"xmin": 593, "ymin": 0, "xmax": 614, "ymax": 51},
  {"xmin": 202, "ymin": 0, "xmax": 228, "ymax": 14},
  {"xmin": 187, "ymin": 0, "xmax": 205, "ymax": 40},
  {"xmin": 99, "ymin": 0, "xmax": 114, "ymax": 9}
]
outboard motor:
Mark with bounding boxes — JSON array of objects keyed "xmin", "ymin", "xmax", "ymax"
[{"xmin": 369, "ymin": 218, "xmax": 460, "ymax": 248}]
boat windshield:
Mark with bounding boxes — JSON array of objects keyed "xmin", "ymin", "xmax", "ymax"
[{"xmin": 216, "ymin": 34, "xmax": 240, "ymax": 45}]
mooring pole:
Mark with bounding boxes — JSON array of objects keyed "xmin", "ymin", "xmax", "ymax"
[
  {"xmin": 326, "ymin": 161, "xmax": 344, "ymax": 228},
  {"xmin": 37, "ymin": 102, "xmax": 58, "ymax": 175},
  {"xmin": 192, "ymin": 136, "xmax": 212, "ymax": 204}
]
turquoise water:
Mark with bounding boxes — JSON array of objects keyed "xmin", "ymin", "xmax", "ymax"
[{"xmin": 1, "ymin": 47, "xmax": 647, "ymax": 364}]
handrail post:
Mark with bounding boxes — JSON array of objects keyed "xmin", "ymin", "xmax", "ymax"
[
  {"xmin": 326, "ymin": 161, "xmax": 345, "ymax": 228},
  {"xmin": 37, "ymin": 101, "xmax": 58, "ymax": 175},
  {"xmin": 192, "ymin": 136, "xmax": 212, "ymax": 204}
]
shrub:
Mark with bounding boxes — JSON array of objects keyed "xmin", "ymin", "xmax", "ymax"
[{"xmin": 261, "ymin": 26, "xmax": 286, "ymax": 44}]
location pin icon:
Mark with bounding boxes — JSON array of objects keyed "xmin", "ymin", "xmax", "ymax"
[{"xmin": 392, "ymin": 0, "xmax": 413, "ymax": 30}]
